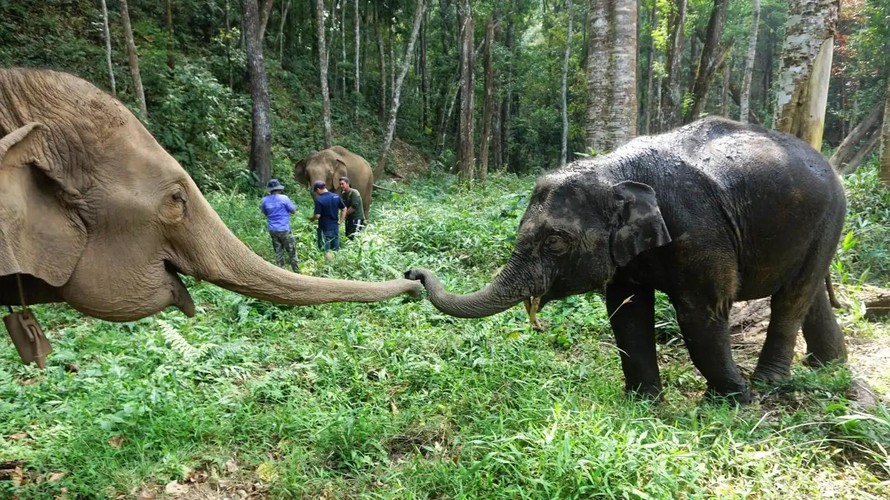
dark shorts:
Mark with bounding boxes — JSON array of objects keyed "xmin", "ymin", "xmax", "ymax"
[
  {"xmin": 317, "ymin": 227, "xmax": 340, "ymax": 251},
  {"xmin": 345, "ymin": 218, "xmax": 364, "ymax": 240}
]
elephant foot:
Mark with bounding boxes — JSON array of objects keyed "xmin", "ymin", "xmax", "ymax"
[
  {"xmin": 802, "ymin": 347, "xmax": 847, "ymax": 368},
  {"xmin": 704, "ymin": 382, "xmax": 752, "ymax": 405},
  {"xmin": 751, "ymin": 364, "xmax": 792, "ymax": 385},
  {"xmin": 625, "ymin": 382, "xmax": 663, "ymax": 402}
]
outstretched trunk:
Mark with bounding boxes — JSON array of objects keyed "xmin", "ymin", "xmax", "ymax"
[
  {"xmin": 176, "ymin": 182, "xmax": 420, "ymax": 305},
  {"xmin": 409, "ymin": 257, "xmax": 541, "ymax": 318}
]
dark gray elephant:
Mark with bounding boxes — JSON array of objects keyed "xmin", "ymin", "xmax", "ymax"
[{"xmin": 406, "ymin": 117, "xmax": 847, "ymax": 403}]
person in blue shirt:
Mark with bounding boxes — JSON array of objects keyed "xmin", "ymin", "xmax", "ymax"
[
  {"xmin": 260, "ymin": 178, "xmax": 299, "ymax": 272},
  {"xmin": 309, "ymin": 180, "xmax": 347, "ymax": 259}
]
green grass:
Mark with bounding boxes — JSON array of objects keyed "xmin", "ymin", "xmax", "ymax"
[{"xmin": 1, "ymin": 171, "xmax": 889, "ymax": 498}]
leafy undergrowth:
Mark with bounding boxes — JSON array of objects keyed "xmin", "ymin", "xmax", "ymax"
[{"xmin": 1, "ymin": 171, "xmax": 889, "ymax": 498}]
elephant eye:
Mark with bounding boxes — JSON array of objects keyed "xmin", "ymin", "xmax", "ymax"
[{"xmin": 544, "ymin": 234, "xmax": 567, "ymax": 253}]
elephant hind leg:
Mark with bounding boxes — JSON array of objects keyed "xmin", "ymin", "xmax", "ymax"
[
  {"xmin": 801, "ymin": 288, "xmax": 846, "ymax": 367},
  {"xmin": 753, "ymin": 284, "xmax": 819, "ymax": 383}
]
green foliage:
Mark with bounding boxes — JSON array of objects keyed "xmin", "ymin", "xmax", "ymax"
[{"xmin": 835, "ymin": 161, "xmax": 890, "ymax": 286}]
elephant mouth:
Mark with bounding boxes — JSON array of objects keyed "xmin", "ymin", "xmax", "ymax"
[{"xmin": 164, "ymin": 260, "xmax": 196, "ymax": 317}]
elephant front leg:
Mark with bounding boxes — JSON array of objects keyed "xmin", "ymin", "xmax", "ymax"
[
  {"xmin": 606, "ymin": 283, "xmax": 661, "ymax": 399},
  {"xmin": 673, "ymin": 295, "xmax": 751, "ymax": 403}
]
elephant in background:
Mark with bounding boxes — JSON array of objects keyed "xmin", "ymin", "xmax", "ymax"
[
  {"xmin": 0, "ymin": 68, "xmax": 421, "ymax": 331},
  {"xmin": 294, "ymin": 146, "xmax": 373, "ymax": 219},
  {"xmin": 407, "ymin": 117, "xmax": 847, "ymax": 403}
]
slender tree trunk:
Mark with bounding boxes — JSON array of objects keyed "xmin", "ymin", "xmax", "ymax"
[
  {"xmin": 100, "ymin": 0, "xmax": 116, "ymax": 97},
  {"xmin": 881, "ymin": 81, "xmax": 890, "ymax": 184},
  {"xmin": 259, "ymin": 0, "xmax": 275, "ymax": 42},
  {"xmin": 279, "ymin": 0, "xmax": 290, "ymax": 64},
  {"xmin": 644, "ymin": 1, "xmax": 658, "ymax": 134},
  {"xmin": 659, "ymin": 0, "xmax": 686, "ymax": 132},
  {"xmin": 841, "ymin": 127, "xmax": 881, "ymax": 175},
  {"xmin": 378, "ymin": 19, "xmax": 387, "ymax": 120},
  {"xmin": 354, "ymin": 0, "xmax": 360, "ymax": 98},
  {"xmin": 721, "ymin": 61, "xmax": 730, "ymax": 116},
  {"xmin": 225, "ymin": 0, "xmax": 233, "ymax": 89},
  {"xmin": 244, "ymin": 0, "xmax": 273, "ymax": 184},
  {"xmin": 457, "ymin": 0, "xmax": 475, "ymax": 180},
  {"xmin": 586, "ymin": 0, "xmax": 638, "ymax": 152},
  {"xmin": 493, "ymin": 99, "xmax": 503, "ymax": 170},
  {"xmin": 420, "ymin": 9, "xmax": 429, "ymax": 131},
  {"xmin": 316, "ymin": 0, "xmax": 333, "ymax": 148},
  {"xmin": 165, "ymin": 0, "xmax": 175, "ymax": 70},
  {"xmin": 684, "ymin": 0, "xmax": 730, "ymax": 124},
  {"xmin": 119, "ymin": 0, "xmax": 147, "ymax": 117},
  {"xmin": 739, "ymin": 0, "xmax": 760, "ymax": 123},
  {"xmin": 340, "ymin": 0, "xmax": 347, "ymax": 96},
  {"xmin": 560, "ymin": 1, "xmax": 573, "ymax": 166},
  {"xmin": 829, "ymin": 104, "xmax": 883, "ymax": 171},
  {"xmin": 479, "ymin": 16, "xmax": 496, "ymax": 179},
  {"xmin": 773, "ymin": 0, "xmax": 839, "ymax": 151},
  {"xmin": 375, "ymin": 0, "xmax": 426, "ymax": 179}
]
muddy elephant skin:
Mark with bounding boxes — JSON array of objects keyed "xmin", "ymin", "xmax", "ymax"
[
  {"xmin": 407, "ymin": 117, "xmax": 847, "ymax": 403},
  {"xmin": 294, "ymin": 146, "xmax": 373, "ymax": 220},
  {"xmin": 0, "ymin": 68, "xmax": 421, "ymax": 323}
]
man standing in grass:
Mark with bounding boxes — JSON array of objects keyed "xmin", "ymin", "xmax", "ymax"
[
  {"xmin": 309, "ymin": 180, "xmax": 347, "ymax": 260},
  {"xmin": 338, "ymin": 176, "xmax": 365, "ymax": 240},
  {"xmin": 260, "ymin": 178, "xmax": 299, "ymax": 272}
]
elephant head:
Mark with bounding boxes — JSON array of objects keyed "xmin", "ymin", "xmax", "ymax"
[
  {"xmin": 0, "ymin": 68, "xmax": 420, "ymax": 322},
  {"xmin": 294, "ymin": 146, "xmax": 373, "ymax": 219},
  {"xmin": 406, "ymin": 168, "xmax": 671, "ymax": 320}
]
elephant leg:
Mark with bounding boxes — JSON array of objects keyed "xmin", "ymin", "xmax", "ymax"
[
  {"xmin": 673, "ymin": 295, "xmax": 750, "ymax": 403},
  {"xmin": 801, "ymin": 288, "xmax": 846, "ymax": 367},
  {"xmin": 606, "ymin": 283, "xmax": 661, "ymax": 398},
  {"xmin": 753, "ymin": 287, "xmax": 814, "ymax": 383}
]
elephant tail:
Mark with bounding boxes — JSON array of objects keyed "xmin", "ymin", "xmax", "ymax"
[{"xmin": 826, "ymin": 275, "xmax": 842, "ymax": 309}]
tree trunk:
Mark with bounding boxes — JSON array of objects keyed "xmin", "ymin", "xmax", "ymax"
[
  {"xmin": 100, "ymin": 0, "xmax": 116, "ymax": 97},
  {"xmin": 739, "ymin": 0, "xmax": 760, "ymax": 123},
  {"xmin": 119, "ymin": 0, "xmax": 147, "ymax": 117},
  {"xmin": 354, "ymin": 0, "xmax": 361, "ymax": 98},
  {"xmin": 457, "ymin": 0, "xmax": 475, "ymax": 181},
  {"xmin": 839, "ymin": 128, "xmax": 880, "ymax": 175},
  {"xmin": 244, "ymin": 0, "xmax": 273, "ymax": 184},
  {"xmin": 375, "ymin": 0, "xmax": 426, "ymax": 180},
  {"xmin": 480, "ymin": 16, "xmax": 496, "ymax": 179},
  {"xmin": 881, "ymin": 81, "xmax": 890, "ymax": 184},
  {"xmin": 378, "ymin": 19, "xmax": 387, "ymax": 121},
  {"xmin": 279, "ymin": 0, "xmax": 290, "ymax": 64},
  {"xmin": 420, "ymin": 8, "xmax": 429, "ymax": 130},
  {"xmin": 586, "ymin": 0, "xmax": 638, "ymax": 152},
  {"xmin": 829, "ymin": 104, "xmax": 883, "ymax": 172},
  {"xmin": 684, "ymin": 0, "xmax": 730, "ymax": 124},
  {"xmin": 259, "ymin": 0, "xmax": 275, "ymax": 42},
  {"xmin": 316, "ymin": 0, "xmax": 333, "ymax": 148},
  {"xmin": 560, "ymin": 1, "xmax": 573, "ymax": 167},
  {"xmin": 721, "ymin": 61, "xmax": 730, "ymax": 116},
  {"xmin": 165, "ymin": 0, "xmax": 175, "ymax": 70},
  {"xmin": 658, "ymin": 0, "xmax": 686, "ymax": 132},
  {"xmin": 773, "ymin": 0, "xmax": 839, "ymax": 151},
  {"xmin": 643, "ymin": 1, "xmax": 658, "ymax": 134},
  {"xmin": 340, "ymin": 0, "xmax": 347, "ymax": 97}
]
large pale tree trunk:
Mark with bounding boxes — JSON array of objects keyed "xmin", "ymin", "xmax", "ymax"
[
  {"xmin": 773, "ymin": 0, "xmax": 839, "ymax": 151},
  {"xmin": 659, "ymin": 0, "xmax": 686, "ymax": 132},
  {"xmin": 244, "ymin": 0, "xmax": 273, "ymax": 184},
  {"xmin": 739, "ymin": 0, "xmax": 760, "ymax": 123},
  {"xmin": 560, "ymin": 0, "xmax": 574, "ymax": 167},
  {"xmin": 586, "ymin": 0, "xmax": 638, "ymax": 152},
  {"xmin": 684, "ymin": 0, "xmax": 730, "ymax": 124},
  {"xmin": 100, "ymin": 0, "xmax": 116, "ymax": 97},
  {"xmin": 316, "ymin": 0, "xmax": 333, "ymax": 148},
  {"xmin": 457, "ymin": 0, "xmax": 475, "ymax": 180},
  {"xmin": 479, "ymin": 16, "xmax": 496, "ymax": 179},
  {"xmin": 375, "ymin": 0, "xmax": 426, "ymax": 180},
  {"xmin": 119, "ymin": 0, "xmax": 147, "ymax": 117},
  {"xmin": 880, "ymin": 80, "xmax": 890, "ymax": 184}
]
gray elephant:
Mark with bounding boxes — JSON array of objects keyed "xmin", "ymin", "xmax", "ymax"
[
  {"xmin": 0, "ymin": 68, "xmax": 421, "ymax": 332},
  {"xmin": 294, "ymin": 146, "xmax": 373, "ymax": 220},
  {"xmin": 407, "ymin": 117, "xmax": 847, "ymax": 403}
]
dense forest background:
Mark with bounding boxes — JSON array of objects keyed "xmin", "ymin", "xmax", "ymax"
[{"xmin": 1, "ymin": 0, "xmax": 887, "ymax": 191}]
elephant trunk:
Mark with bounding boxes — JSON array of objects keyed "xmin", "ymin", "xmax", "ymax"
[
  {"xmin": 175, "ymin": 187, "xmax": 421, "ymax": 305},
  {"xmin": 407, "ymin": 257, "xmax": 542, "ymax": 318}
]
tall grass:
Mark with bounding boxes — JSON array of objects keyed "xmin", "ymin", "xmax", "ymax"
[{"xmin": 0, "ymin": 171, "xmax": 888, "ymax": 498}]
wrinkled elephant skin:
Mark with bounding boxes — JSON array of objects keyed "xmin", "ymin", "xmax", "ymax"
[
  {"xmin": 407, "ymin": 117, "xmax": 847, "ymax": 403},
  {"xmin": 0, "ymin": 68, "xmax": 421, "ymax": 331}
]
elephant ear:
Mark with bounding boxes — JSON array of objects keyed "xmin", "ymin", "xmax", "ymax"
[
  {"xmin": 0, "ymin": 123, "xmax": 87, "ymax": 287},
  {"xmin": 609, "ymin": 181, "xmax": 671, "ymax": 267}
]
